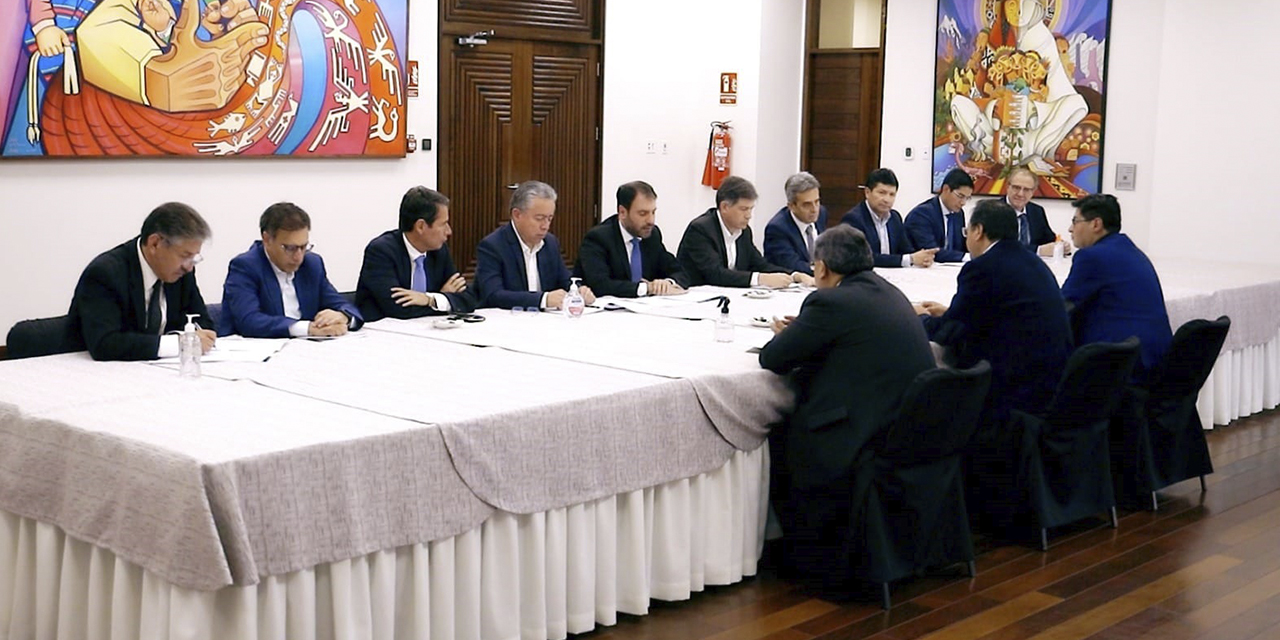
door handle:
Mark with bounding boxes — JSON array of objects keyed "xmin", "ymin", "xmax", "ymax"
[
  {"xmin": 506, "ymin": 184, "xmax": 519, "ymax": 190},
  {"xmin": 458, "ymin": 30, "xmax": 494, "ymax": 48}
]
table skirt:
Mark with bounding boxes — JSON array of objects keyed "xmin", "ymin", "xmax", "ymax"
[
  {"xmin": 1201, "ymin": 327, "xmax": 1280, "ymax": 427},
  {"xmin": 0, "ymin": 447, "xmax": 769, "ymax": 640}
]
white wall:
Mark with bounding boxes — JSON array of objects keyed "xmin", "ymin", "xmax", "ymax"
[
  {"xmin": 601, "ymin": 0, "xmax": 804, "ymax": 253},
  {"xmin": 0, "ymin": 0, "xmax": 441, "ymax": 336}
]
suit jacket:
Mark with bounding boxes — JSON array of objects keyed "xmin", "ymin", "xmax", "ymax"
[
  {"xmin": 904, "ymin": 196, "xmax": 967, "ymax": 263},
  {"xmin": 355, "ymin": 230, "xmax": 477, "ymax": 322},
  {"xmin": 66, "ymin": 237, "xmax": 211, "ymax": 361},
  {"xmin": 475, "ymin": 223, "xmax": 572, "ymax": 309},
  {"xmin": 763, "ymin": 206, "xmax": 829, "ymax": 275},
  {"xmin": 572, "ymin": 214, "xmax": 690, "ymax": 298},
  {"xmin": 1009, "ymin": 198, "xmax": 1056, "ymax": 251},
  {"xmin": 219, "ymin": 241, "xmax": 362, "ymax": 337},
  {"xmin": 840, "ymin": 202, "xmax": 917, "ymax": 268},
  {"xmin": 922, "ymin": 240, "xmax": 1071, "ymax": 423},
  {"xmin": 760, "ymin": 271, "xmax": 935, "ymax": 489},
  {"xmin": 1062, "ymin": 232, "xmax": 1172, "ymax": 379},
  {"xmin": 676, "ymin": 208, "xmax": 787, "ymax": 287}
]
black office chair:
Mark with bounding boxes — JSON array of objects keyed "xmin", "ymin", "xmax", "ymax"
[
  {"xmin": 850, "ymin": 361, "xmax": 991, "ymax": 609},
  {"xmin": 5, "ymin": 315, "xmax": 79, "ymax": 360},
  {"xmin": 205, "ymin": 303, "xmax": 223, "ymax": 332},
  {"xmin": 1111, "ymin": 317, "xmax": 1229, "ymax": 510},
  {"xmin": 1018, "ymin": 338, "xmax": 1140, "ymax": 550}
]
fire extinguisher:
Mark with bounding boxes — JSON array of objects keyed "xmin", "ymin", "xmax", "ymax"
[{"xmin": 701, "ymin": 121, "xmax": 732, "ymax": 189}]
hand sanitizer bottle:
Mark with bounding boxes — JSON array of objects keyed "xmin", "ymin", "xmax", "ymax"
[
  {"xmin": 715, "ymin": 298, "xmax": 735, "ymax": 343},
  {"xmin": 564, "ymin": 277, "xmax": 586, "ymax": 318},
  {"xmin": 1052, "ymin": 235, "xmax": 1065, "ymax": 263},
  {"xmin": 179, "ymin": 314, "xmax": 201, "ymax": 379}
]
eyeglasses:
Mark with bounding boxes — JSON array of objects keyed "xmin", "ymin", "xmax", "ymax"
[
  {"xmin": 1007, "ymin": 184, "xmax": 1036, "ymax": 194},
  {"xmin": 280, "ymin": 243, "xmax": 315, "ymax": 255},
  {"xmin": 1070, "ymin": 217, "xmax": 1087, "ymax": 226},
  {"xmin": 162, "ymin": 237, "xmax": 203, "ymax": 266}
]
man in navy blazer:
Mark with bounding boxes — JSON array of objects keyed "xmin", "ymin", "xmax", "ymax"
[
  {"xmin": 905, "ymin": 168, "xmax": 973, "ymax": 263},
  {"xmin": 1005, "ymin": 165, "xmax": 1065, "ymax": 256},
  {"xmin": 841, "ymin": 168, "xmax": 937, "ymax": 268},
  {"xmin": 356, "ymin": 186, "xmax": 477, "ymax": 322},
  {"xmin": 574, "ymin": 180, "xmax": 690, "ymax": 298},
  {"xmin": 1063, "ymin": 194, "xmax": 1172, "ymax": 380},
  {"xmin": 67, "ymin": 202, "xmax": 215, "ymax": 360},
  {"xmin": 219, "ymin": 203, "xmax": 361, "ymax": 338},
  {"xmin": 763, "ymin": 171, "xmax": 828, "ymax": 275},
  {"xmin": 918, "ymin": 199, "xmax": 1072, "ymax": 424},
  {"xmin": 476, "ymin": 181, "xmax": 596, "ymax": 310},
  {"xmin": 677, "ymin": 176, "xmax": 811, "ymax": 288}
]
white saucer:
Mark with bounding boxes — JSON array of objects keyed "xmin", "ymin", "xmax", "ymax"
[
  {"xmin": 750, "ymin": 316, "xmax": 772, "ymax": 328},
  {"xmin": 745, "ymin": 288, "xmax": 774, "ymax": 299},
  {"xmin": 433, "ymin": 318, "xmax": 463, "ymax": 329}
]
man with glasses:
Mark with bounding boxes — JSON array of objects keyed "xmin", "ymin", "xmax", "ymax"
[
  {"xmin": 67, "ymin": 202, "xmax": 216, "ymax": 360},
  {"xmin": 357, "ymin": 186, "xmax": 477, "ymax": 321},
  {"xmin": 1062, "ymin": 194, "xmax": 1171, "ymax": 381},
  {"xmin": 220, "ymin": 202, "xmax": 361, "ymax": 338},
  {"xmin": 905, "ymin": 168, "xmax": 974, "ymax": 263},
  {"xmin": 1004, "ymin": 165, "xmax": 1065, "ymax": 255}
]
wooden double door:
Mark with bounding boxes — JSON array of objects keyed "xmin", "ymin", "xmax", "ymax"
[{"xmin": 438, "ymin": 0, "xmax": 603, "ymax": 274}]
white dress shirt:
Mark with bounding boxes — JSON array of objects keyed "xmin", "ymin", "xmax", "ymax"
[
  {"xmin": 402, "ymin": 234, "xmax": 452, "ymax": 312},
  {"xmin": 137, "ymin": 240, "xmax": 179, "ymax": 358},
  {"xmin": 869, "ymin": 209, "xmax": 913, "ymax": 267},
  {"xmin": 512, "ymin": 222, "xmax": 551, "ymax": 309},
  {"xmin": 268, "ymin": 261, "xmax": 312, "ymax": 337},
  {"xmin": 790, "ymin": 212, "xmax": 818, "ymax": 263},
  {"xmin": 717, "ymin": 213, "xmax": 760, "ymax": 287}
]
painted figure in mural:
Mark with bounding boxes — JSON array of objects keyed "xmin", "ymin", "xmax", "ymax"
[
  {"xmin": 948, "ymin": 0, "xmax": 1087, "ymax": 177},
  {"xmin": 1, "ymin": 0, "xmax": 407, "ymax": 157}
]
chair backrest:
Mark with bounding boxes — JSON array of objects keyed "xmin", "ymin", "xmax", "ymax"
[
  {"xmin": 5, "ymin": 315, "xmax": 77, "ymax": 360},
  {"xmin": 1043, "ymin": 337, "xmax": 1141, "ymax": 427},
  {"xmin": 1149, "ymin": 316, "xmax": 1230, "ymax": 401},
  {"xmin": 206, "ymin": 303, "xmax": 223, "ymax": 332},
  {"xmin": 880, "ymin": 361, "xmax": 992, "ymax": 464}
]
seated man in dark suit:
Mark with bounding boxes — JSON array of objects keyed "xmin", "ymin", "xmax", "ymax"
[
  {"xmin": 1005, "ymin": 165, "xmax": 1067, "ymax": 256},
  {"xmin": 356, "ymin": 186, "xmax": 477, "ymax": 322},
  {"xmin": 759, "ymin": 224, "xmax": 935, "ymax": 589},
  {"xmin": 841, "ymin": 167, "xmax": 937, "ymax": 268},
  {"xmin": 574, "ymin": 180, "xmax": 690, "ymax": 298},
  {"xmin": 476, "ymin": 181, "xmax": 596, "ymax": 310},
  {"xmin": 1063, "ymin": 194, "xmax": 1172, "ymax": 380},
  {"xmin": 220, "ymin": 203, "xmax": 362, "ymax": 338},
  {"xmin": 677, "ymin": 176, "xmax": 812, "ymax": 288},
  {"xmin": 67, "ymin": 202, "xmax": 215, "ymax": 361},
  {"xmin": 904, "ymin": 168, "xmax": 973, "ymax": 263},
  {"xmin": 917, "ymin": 199, "xmax": 1072, "ymax": 425},
  {"xmin": 763, "ymin": 171, "xmax": 828, "ymax": 275}
]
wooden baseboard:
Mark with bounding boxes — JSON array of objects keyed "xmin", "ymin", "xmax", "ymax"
[{"xmin": 0, "ymin": 345, "xmax": 7, "ymax": 360}]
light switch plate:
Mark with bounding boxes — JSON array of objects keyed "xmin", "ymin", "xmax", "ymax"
[{"xmin": 1116, "ymin": 163, "xmax": 1136, "ymax": 191}]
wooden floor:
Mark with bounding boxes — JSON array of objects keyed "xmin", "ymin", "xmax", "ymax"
[{"xmin": 580, "ymin": 409, "xmax": 1280, "ymax": 640}]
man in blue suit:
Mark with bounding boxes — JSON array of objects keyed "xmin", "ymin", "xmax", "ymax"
[
  {"xmin": 841, "ymin": 168, "xmax": 937, "ymax": 268},
  {"xmin": 763, "ymin": 172, "xmax": 828, "ymax": 275},
  {"xmin": 905, "ymin": 168, "xmax": 973, "ymax": 263},
  {"xmin": 355, "ymin": 186, "xmax": 477, "ymax": 322},
  {"xmin": 476, "ymin": 181, "xmax": 596, "ymax": 310},
  {"xmin": 1005, "ymin": 165, "xmax": 1066, "ymax": 256},
  {"xmin": 917, "ymin": 199, "xmax": 1072, "ymax": 424},
  {"xmin": 1063, "ymin": 194, "xmax": 1172, "ymax": 380},
  {"xmin": 220, "ymin": 203, "xmax": 362, "ymax": 338}
]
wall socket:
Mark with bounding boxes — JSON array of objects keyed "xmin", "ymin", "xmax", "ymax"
[{"xmin": 645, "ymin": 142, "xmax": 657, "ymax": 155}]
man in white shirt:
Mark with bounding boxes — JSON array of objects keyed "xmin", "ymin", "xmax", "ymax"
[
  {"xmin": 220, "ymin": 202, "xmax": 362, "ymax": 338},
  {"xmin": 475, "ymin": 181, "xmax": 597, "ymax": 310},
  {"xmin": 575, "ymin": 180, "xmax": 691, "ymax": 298},
  {"xmin": 764, "ymin": 172, "xmax": 829, "ymax": 275},
  {"xmin": 840, "ymin": 168, "xmax": 937, "ymax": 268},
  {"xmin": 677, "ymin": 176, "xmax": 814, "ymax": 288}
]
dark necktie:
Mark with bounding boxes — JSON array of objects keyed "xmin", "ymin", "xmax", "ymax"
[
  {"xmin": 804, "ymin": 225, "xmax": 816, "ymax": 259},
  {"xmin": 1019, "ymin": 215, "xmax": 1031, "ymax": 248},
  {"xmin": 629, "ymin": 238, "xmax": 643, "ymax": 282},
  {"xmin": 946, "ymin": 213, "xmax": 961, "ymax": 251},
  {"xmin": 145, "ymin": 281, "xmax": 162, "ymax": 335}
]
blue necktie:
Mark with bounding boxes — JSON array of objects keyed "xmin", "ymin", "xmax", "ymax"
[
  {"xmin": 946, "ymin": 213, "xmax": 960, "ymax": 251},
  {"xmin": 412, "ymin": 254, "xmax": 428, "ymax": 292},
  {"xmin": 629, "ymin": 238, "xmax": 643, "ymax": 282},
  {"xmin": 1019, "ymin": 215, "xmax": 1031, "ymax": 248}
]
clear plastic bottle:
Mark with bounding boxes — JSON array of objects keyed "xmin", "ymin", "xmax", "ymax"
[
  {"xmin": 1052, "ymin": 236, "xmax": 1065, "ymax": 263},
  {"xmin": 564, "ymin": 277, "xmax": 586, "ymax": 318},
  {"xmin": 179, "ymin": 314, "xmax": 202, "ymax": 379},
  {"xmin": 715, "ymin": 298, "xmax": 735, "ymax": 343}
]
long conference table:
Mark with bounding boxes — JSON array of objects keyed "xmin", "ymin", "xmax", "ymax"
[{"xmin": 2, "ymin": 256, "xmax": 1279, "ymax": 640}]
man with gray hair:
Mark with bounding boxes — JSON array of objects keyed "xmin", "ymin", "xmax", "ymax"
[
  {"xmin": 764, "ymin": 171, "xmax": 828, "ymax": 275},
  {"xmin": 476, "ymin": 180, "xmax": 596, "ymax": 310},
  {"xmin": 67, "ymin": 202, "xmax": 216, "ymax": 361},
  {"xmin": 759, "ymin": 224, "xmax": 935, "ymax": 590}
]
